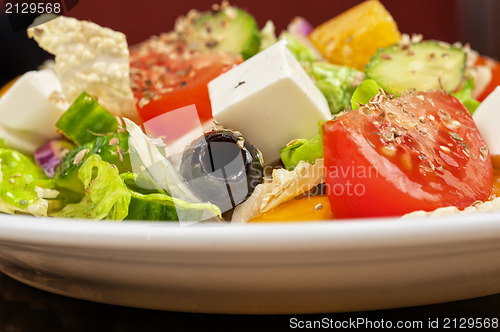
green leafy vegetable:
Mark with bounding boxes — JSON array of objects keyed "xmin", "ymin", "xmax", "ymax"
[
  {"xmin": 0, "ymin": 148, "xmax": 58, "ymax": 216},
  {"xmin": 451, "ymin": 78, "xmax": 480, "ymax": 114},
  {"xmin": 280, "ymin": 32, "xmax": 318, "ymax": 63},
  {"xmin": 350, "ymin": 79, "xmax": 384, "ymax": 110},
  {"xmin": 259, "ymin": 21, "xmax": 278, "ymax": 51},
  {"xmin": 56, "ymin": 92, "xmax": 119, "ymax": 145},
  {"xmin": 53, "ymin": 154, "xmax": 131, "ymax": 220},
  {"xmin": 55, "ymin": 131, "xmax": 132, "ymax": 196},
  {"xmin": 310, "ymin": 62, "xmax": 363, "ymax": 114},
  {"xmin": 280, "ymin": 134, "xmax": 323, "ymax": 170}
]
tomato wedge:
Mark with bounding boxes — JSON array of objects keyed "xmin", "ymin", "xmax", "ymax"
[
  {"xmin": 322, "ymin": 90, "xmax": 493, "ymax": 218},
  {"xmin": 130, "ymin": 38, "xmax": 241, "ymax": 124}
]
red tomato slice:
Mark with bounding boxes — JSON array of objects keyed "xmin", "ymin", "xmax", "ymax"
[
  {"xmin": 322, "ymin": 90, "xmax": 493, "ymax": 219},
  {"xmin": 475, "ymin": 56, "xmax": 500, "ymax": 102},
  {"xmin": 130, "ymin": 39, "xmax": 242, "ymax": 123}
]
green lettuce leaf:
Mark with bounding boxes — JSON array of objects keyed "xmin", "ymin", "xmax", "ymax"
[
  {"xmin": 259, "ymin": 20, "xmax": 278, "ymax": 51},
  {"xmin": 53, "ymin": 154, "xmax": 131, "ymax": 220},
  {"xmin": 350, "ymin": 79, "xmax": 384, "ymax": 110},
  {"xmin": 310, "ymin": 62, "xmax": 363, "ymax": 114},
  {"xmin": 0, "ymin": 148, "xmax": 58, "ymax": 217},
  {"xmin": 280, "ymin": 32, "xmax": 318, "ymax": 63},
  {"xmin": 451, "ymin": 78, "xmax": 480, "ymax": 114},
  {"xmin": 280, "ymin": 134, "xmax": 323, "ymax": 170}
]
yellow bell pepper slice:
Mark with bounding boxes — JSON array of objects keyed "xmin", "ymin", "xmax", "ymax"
[{"xmin": 309, "ymin": 0, "xmax": 401, "ymax": 70}]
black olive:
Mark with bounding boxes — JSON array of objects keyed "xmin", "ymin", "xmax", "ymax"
[{"xmin": 180, "ymin": 129, "xmax": 264, "ymax": 215}]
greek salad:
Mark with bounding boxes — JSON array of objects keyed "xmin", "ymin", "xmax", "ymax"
[{"xmin": 0, "ymin": 0, "xmax": 500, "ymax": 223}]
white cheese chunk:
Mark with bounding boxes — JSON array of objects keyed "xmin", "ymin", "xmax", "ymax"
[
  {"xmin": 0, "ymin": 69, "xmax": 68, "ymax": 143},
  {"xmin": 472, "ymin": 86, "xmax": 500, "ymax": 155},
  {"xmin": 208, "ymin": 40, "xmax": 331, "ymax": 164},
  {"xmin": 0, "ymin": 125, "xmax": 40, "ymax": 154}
]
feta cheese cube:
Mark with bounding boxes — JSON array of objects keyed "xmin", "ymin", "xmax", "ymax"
[
  {"xmin": 472, "ymin": 86, "xmax": 500, "ymax": 155},
  {"xmin": 208, "ymin": 40, "xmax": 331, "ymax": 164},
  {"xmin": 0, "ymin": 69, "xmax": 68, "ymax": 141},
  {"xmin": 0, "ymin": 125, "xmax": 40, "ymax": 154}
]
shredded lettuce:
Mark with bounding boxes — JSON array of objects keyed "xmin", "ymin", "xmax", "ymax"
[
  {"xmin": 232, "ymin": 159, "xmax": 325, "ymax": 223},
  {"xmin": 259, "ymin": 20, "xmax": 278, "ymax": 51},
  {"xmin": 280, "ymin": 32, "xmax": 318, "ymax": 63},
  {"xmin": 0, "ymin": 148, "xmax": 58, "ymax": 217},
  {"xmin": 53, "ymin": 154, "xmax": 131, "ymax": 220},
  {"xmin": 452, "ymin": 78, "xmax": 480, "ymax": 114},
  {"xmin": 310, "ymin": 62, "xmax": 364, "ymax": 114}
]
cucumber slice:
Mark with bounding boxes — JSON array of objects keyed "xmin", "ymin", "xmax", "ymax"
[
  {"xmin": 56, "ymin": 92, "xmax": 119, "ymax": 145},
  {"xmin": 54, "ymin": 143, "xmax": 92, "ymax": 196},
  {"xmin": 365, "ymin": 41, "xmax": 466, "ymax": 95},
  {"xmin": 121, "ymin": 173, "xmax": 215, "ymax": 222},
  {"xmin": 183, "ymin": 6, "xmax": 261, "ymax": 60},
  {"xmin": 121, "ymin": 173, "xmax": 178, "ymax": 221}
]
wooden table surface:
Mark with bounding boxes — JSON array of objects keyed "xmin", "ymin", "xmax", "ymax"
[{"xmin": 1, "ymin": 272, "xmax": 499, "ymax": 332}]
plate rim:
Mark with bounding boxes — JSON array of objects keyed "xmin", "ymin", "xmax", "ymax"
[{"xmin": 0, "ymin": 212, "xmax": 500, "ymax": 253}]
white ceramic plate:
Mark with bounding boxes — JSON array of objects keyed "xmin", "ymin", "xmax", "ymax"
[{"xmin": 1, "ymin": 213, "xmax": 500, "ymax": 314}]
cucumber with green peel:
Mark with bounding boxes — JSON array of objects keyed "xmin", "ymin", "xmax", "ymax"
[
  {"xmin": 92, "ymin": 132, "xmax": 132, "ymax": 174},
  {"xmin": 122, "ymin": 173, "xmax": 179, "ymax": 221},
  {"xmin": 125, "ymin": 191, "xmax": 179, "ymax": 221},
  {"xmin": 181, "ymin": 6, "xmax": 261, "ymax": 60},
  {"xmin": 56, "ymin": 92, "xmax": 119, "ymax": 145},
  {"xmin": 121, "ymin": 173, "xmax": 219, "ymax": 222},
  {"xmin": 54, "ymin": 143, "xmax": 92, "ymax": 196},
  {"xmin": 365, "ymin": 41, "xmax": 466, "ymax": 96}
]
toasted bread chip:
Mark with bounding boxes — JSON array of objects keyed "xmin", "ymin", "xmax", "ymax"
[{"xmin": 28, "ymin": 15, "xmax": 138, "ymax": 121}]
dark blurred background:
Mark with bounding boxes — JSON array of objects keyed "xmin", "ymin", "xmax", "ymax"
[{"xmin": 1, "ymin": 0, "xmax": 499, "ymax": 87}]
